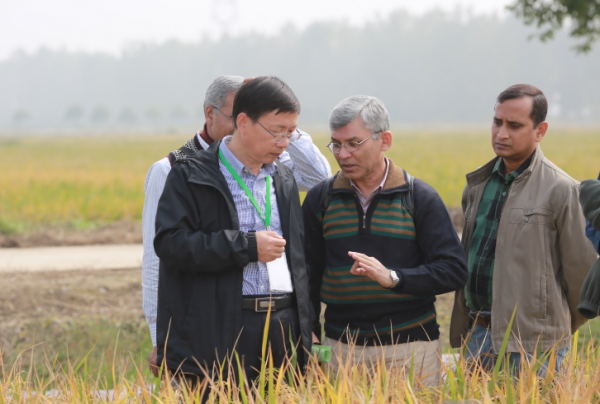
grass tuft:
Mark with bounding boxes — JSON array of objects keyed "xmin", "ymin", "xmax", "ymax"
[{"xmin": 2, "ymin": 331, "xmax": 600, "ymax": 403}]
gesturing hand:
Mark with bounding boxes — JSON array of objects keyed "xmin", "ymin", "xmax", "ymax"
[
  {"xmin": 256, "ymin": 231, "xmax": 286, "ymax": 262},
  {"xmin": 349, "ymin": 251, "xmax": 394, "ymax": 288}
]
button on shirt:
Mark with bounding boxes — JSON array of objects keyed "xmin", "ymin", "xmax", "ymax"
[
  {"xmin": 219, "ymin": 136, "xmax": 288, "ymax": 295},
  {"xmin": 350, "ymin": 157, "xmax": 390, "ymax": 212},
  {"xmin": 465, "ymin": 155, "xmax": 532, "ymax": 312}
]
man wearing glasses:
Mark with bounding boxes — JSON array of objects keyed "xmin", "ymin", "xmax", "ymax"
[
  {"xmin": 303, "ymin": 95, "xmax": 467, "ymax": 386},
  {"xmin": 142, "ymin": 75, "xmax": 331, "ymax": 376},
  {"xmin": 153, "ymin": 76, "xmax": 317, "ymax": 386}
]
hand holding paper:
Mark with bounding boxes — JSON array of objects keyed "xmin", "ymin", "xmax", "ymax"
[{"xmin": 256, "ymin": 230, "xmax": 286, "ymax": 262}]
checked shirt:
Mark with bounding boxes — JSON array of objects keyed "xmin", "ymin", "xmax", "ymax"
[{"xmin": 465, "ymin": 155, "xmax": 532, "ymax": 312}]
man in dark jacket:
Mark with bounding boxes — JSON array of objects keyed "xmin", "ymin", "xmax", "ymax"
[
  {"xmin": 584, "ymin": 171, "xmax": 600, "ymax": 254},
  {"xmin": 154, "ymin": 76, "xmax": 314, "ymax": 383},
  {"xmin": 303, "ymin": 95, "xmax": 468, "ymax": 386},
  {"xmin": 578, "ymin": 177, "xmax": 600, "ymax": 319}
]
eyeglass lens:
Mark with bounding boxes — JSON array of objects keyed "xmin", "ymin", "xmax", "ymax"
[
  {"xmin": 273, "ymin": 130, "xmax": 301, "ymax": 144},
  {"xmin": 329, "ymin": 142, "xmax": 360, "ymax": 153}
]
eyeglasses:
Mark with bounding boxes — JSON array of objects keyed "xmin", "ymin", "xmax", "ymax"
[
  {"xmin": 256, "ymin": 120, "xmax": 302, "ymax": 144},
  {"xmin": 212, "ymin": 106, "xmax": 234, "ymax": 123},
  {"xmin": 326, "ymin": 133, "xmax": 377, "ymax": 154}
]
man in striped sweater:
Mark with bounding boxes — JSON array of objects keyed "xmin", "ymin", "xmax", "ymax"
[{"xmin": 303, "ymin": 96, "xmax": 467, "ymax": 386}]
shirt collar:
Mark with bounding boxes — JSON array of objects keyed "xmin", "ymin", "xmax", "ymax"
[
  {"xmin": 350, "ymin": 157, "xmax": 390, "ymax": 195},
  {"xmin": 493, "ymin": 154, "xmax": 533, "ymax": 182},
  {"xmin": 197, "ymin": 123, "xmax": 214, "ymax": 149},
  {"xmin": 219, "ymin": 136, "xmax": 278, "ymax": 177}
]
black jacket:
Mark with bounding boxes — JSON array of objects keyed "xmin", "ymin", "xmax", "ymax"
[
  {"xmin": 154, "ymin": 141, "xmax": 312, "ymax": 375},
  {"xmin": 578, "ymin": 179, "xmax": 600, "ymax": 319}
]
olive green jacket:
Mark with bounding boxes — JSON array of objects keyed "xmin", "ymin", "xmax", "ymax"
[
  {"xmin": 577, "ymin": 179, "xmax": 600, "ymax": 319},
  {"xmin": 450, "ymin": 146, "xmax": 597, "ymax": 353}
]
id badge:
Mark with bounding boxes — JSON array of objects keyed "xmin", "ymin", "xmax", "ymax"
[{"xmin": 266, "ymin": 253, "xmax": 293, "ymax": 293}]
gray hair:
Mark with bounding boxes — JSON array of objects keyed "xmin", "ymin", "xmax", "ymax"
[
  {"xmin": 329, "ymin": 95, "xmax": 390, "ymax": 139},
  {"xmin": 203, "ymin": 75, "xmax": 245, "ymax": 115}
]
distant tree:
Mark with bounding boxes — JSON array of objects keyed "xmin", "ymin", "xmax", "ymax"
[
  {"xmin": 64, "ymin": 104, "xmax": 84, "ymax": 122},
  {"xmin": 117, "ymin": 106, "xmax": 137, "ymax": 124},
  {"xmin": 13, "ymin": 109, "xmax": 31, "ymax": 123},
  {"xmin": 509, "ymin": 0, "xmax": 600, "ymax": 52},
  {"xmin": 90, "ymin": 105, "xmax": 110, "ymax": 123}
]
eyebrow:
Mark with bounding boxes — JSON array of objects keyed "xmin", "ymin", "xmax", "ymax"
[
  {"xmin": 493, "ymin": 117, "xmax": 523, "ymax": 126},
  {"xmin": 269, "ymin": 124, "xmax": 297, "ymax": 131},
  {"xmin": 330, "ymin": 136, "xmax": 360, "ymax": 142}
]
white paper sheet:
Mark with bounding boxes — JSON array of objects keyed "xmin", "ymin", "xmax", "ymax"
[{"xmin": 267, "ymin": 253, "xmax": 293, "ymax": 293}]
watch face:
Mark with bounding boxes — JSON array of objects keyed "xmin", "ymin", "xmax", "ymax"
[{"xmin": 390, "ymin": 271, "xmax": 399, "ymax": 287}]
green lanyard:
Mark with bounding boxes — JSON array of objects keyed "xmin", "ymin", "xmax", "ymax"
[{"xmin": 219, "ymin": 148, "xmax": 271, "ymax": 230}]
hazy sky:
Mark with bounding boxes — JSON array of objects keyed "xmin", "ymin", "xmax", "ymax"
[{"xmin": 2, "ymin": 0, "xmax": 512, "ymax": 61}]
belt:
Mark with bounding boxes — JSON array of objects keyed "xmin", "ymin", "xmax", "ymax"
[
  {"xmin": 475, "ymin": 315, "xmax": 492, "ymax": 330},
  {"xmin": 241, "ymin": 294, "xmax": 294, "ymax": 312}
]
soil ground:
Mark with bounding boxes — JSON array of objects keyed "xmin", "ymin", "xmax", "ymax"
[
  {"xmin": 0, "ymin": 269, "xmax": 148, "ymax": 370},
  {"xmin": 0, "ymin": 208, "xmax": 464, "ymax": 248},
  {"xmin": 0, "ymin": 267, "xmax": 455, "ymax": 377},
  {"xmin": 0, "ymin": 221, "xmax": 143, "ymax": 248}
]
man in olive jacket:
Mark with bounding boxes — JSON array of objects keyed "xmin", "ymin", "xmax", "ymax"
[
  {"xmin": 154, "ymin": 77, "xmax": 313, "ymax": 382},
  {"xmin": 450, "ymin": 84, "xmax": 597, "ymax": 375}
]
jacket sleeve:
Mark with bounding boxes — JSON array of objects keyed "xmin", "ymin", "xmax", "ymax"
[
  {"xmin": 302, "ymin": 183, "xmax": 328, "ymax": 338},
  {"xmin": 578, "ymin": 258, "xmax": 600, "ymax": 319},
  {"xmin": 393, "ymin": 179, "xmax": 468, "ymax": 296},
  {"xmin": 580, "ymin": 179, "xmax": 600, "ymax": 232},
  {"xmin": 154, "ymin": 164, "xmax": 256, "ymax": 273},
  {"xmin": 141, "ymin": 159, "xmax": 169, "ymax": 347},
  {"xmin": 278, "ymin": 130, "xmax": 332, "ymax": 191},
  {"xmin": 558, "ymin": 182, "xmax": 598, "ymax": 332}
]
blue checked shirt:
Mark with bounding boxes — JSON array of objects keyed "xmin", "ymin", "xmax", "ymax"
[{"xmin": 219, "ymin": 136, "xmax": 288, "ymax": 296}]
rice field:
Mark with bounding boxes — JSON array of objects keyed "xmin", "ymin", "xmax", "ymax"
[
  {"xmin": 0, "ymin": 128, "xmax": 599, "ymax": 233},
  {"xmin": 4, "ymin": 315, "xmax": 600, "ymax": 403}
]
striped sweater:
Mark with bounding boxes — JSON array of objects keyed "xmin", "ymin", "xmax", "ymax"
[{"xmin": 303, "ymin": 161, "xmax": 467, "ymax": 346}]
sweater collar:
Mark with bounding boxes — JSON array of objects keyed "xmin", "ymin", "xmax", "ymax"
[{"xmin": 332, "ymin": 158, "xmax": 408, "ymax": 194}]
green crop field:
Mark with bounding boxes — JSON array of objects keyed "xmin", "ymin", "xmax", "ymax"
[{"xmin": 1, "ymin": 129, "xmax": 599, "ymax": 233}]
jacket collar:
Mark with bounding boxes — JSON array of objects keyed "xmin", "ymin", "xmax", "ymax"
[
  {"xmin": 183, "ymin": 140, "xmax": 294, "ymax": 241},
  {"xmin": 466, "ymin": 145, "xmax": 545, "ymax": 187},
  {"xmin": 331, "ymin": 158, "xmax": 409, "ymax": 194}
]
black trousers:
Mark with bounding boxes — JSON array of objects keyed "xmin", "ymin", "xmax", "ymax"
[
  {"xmin": 166, "ymin": 305, "xmax": 301, "ymax": 397},
  {"xmin": 237, "ymin": 306, "xmax": 301, "ymax": 380}
]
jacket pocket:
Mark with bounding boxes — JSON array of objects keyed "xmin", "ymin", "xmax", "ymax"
[{"xmin": 509, "ymin": 207, "xmax": 553, "ymax": 225}]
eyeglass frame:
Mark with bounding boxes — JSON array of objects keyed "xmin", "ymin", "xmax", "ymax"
[
  {"xmin": 212, "ymin": 106, "xmax": 234, "ymax": 123},
  {"xmin": 326, "ymin": 133, "xmax": 379, "ymax": 154},
  {"xmin": 255, "ymin": 120, "xmax": 302, "ymax": 144}
]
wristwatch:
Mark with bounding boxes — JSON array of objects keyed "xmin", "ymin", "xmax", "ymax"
[{"xmin": 386, "ymin": 270, "xmax": 400, "ymax": 289}]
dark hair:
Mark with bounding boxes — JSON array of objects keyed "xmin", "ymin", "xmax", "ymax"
[
  {"xmin": 232, "ymin": 76, "xmax": 301, "ymax": 128},
  {"xmin": 496, "ymin": 84, "xmax": 548, "ymax": 128}
]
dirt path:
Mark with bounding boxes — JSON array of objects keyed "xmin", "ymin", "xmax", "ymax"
[{"xmin": 0, "ymin": 244, "xmax": 142, "ymax": 273}]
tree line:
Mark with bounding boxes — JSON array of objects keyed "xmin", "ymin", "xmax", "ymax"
[{"xmin": 1, "ymin": 9, "xmax": 599, "ymax": 129}]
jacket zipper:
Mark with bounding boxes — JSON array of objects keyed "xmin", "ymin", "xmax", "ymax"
[
  {"xmin": 363, "ymin": 213, "xmax": 366, "ymax": 229},
  {"xmin": 499, "ymin": 174, "xmax": 526, "ymax": 218}
]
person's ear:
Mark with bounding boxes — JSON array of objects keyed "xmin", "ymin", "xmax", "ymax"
[
  {"xmin": 205, "ymin": 105, "xmax": 215, "ymax": 126},
  {"xmin": 237, "ymin": 113, "xmax": 248, "ymax": 134},
  {"xmin": 380, "ymin": 131, "xmax": 393, "ymax": 151},
  {"xmin": 535, "ymin": 121, "xmax": 548, "ymax": 143}
]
